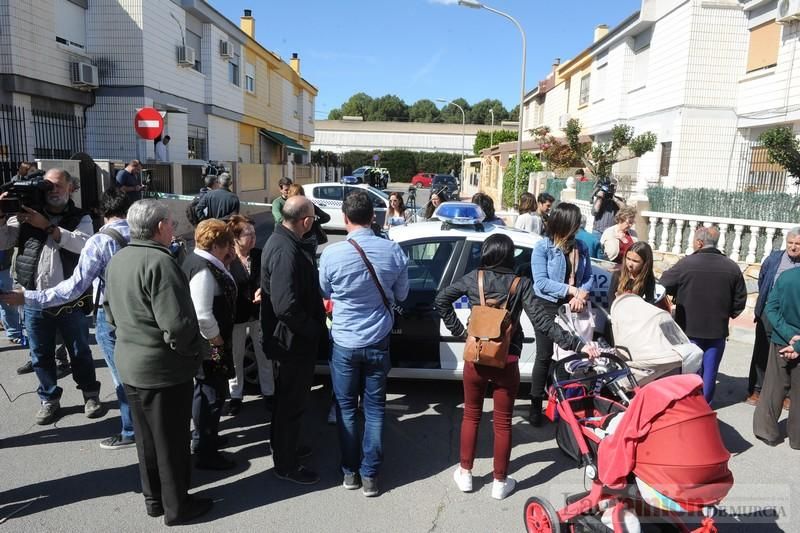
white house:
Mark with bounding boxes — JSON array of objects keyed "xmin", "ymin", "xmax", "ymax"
[{"xmin": 520, "ymin": 0, "xmax": 799, "ymax": 195}]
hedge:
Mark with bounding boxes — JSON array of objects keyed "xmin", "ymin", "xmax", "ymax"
[
  {"xmin": 340, "ymin": 150, "xmax": 464, "ymax": 182},
  {"xmin": 647, "ymin": 186, "xmax": 800, "ymax": 223}
]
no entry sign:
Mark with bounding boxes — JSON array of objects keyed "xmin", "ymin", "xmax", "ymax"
[{"xmin": 134, "ymin": 107, "xmax": 164, "ymax": 140}]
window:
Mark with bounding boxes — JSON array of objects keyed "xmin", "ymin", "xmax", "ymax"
[
  {"xmin": 632, "ymin": 28, "xmax": 652, "ymax": 89},
  {"xmin": 229, "ymin": 50, "xmax": 240, "ymax": 87},
  {"xmin": 313, "ymin": 186, "xmax": 344, "ymax": 201},
  {"xmin": 187, "ymin": 125, "xmax": 207, "ymax": 160},
  {"xmin": 245, "ymin": 62, "xmax": 255, "ymax": 93},
  {"xmin": 659, "ymin": 142, "xmax": 672, "ymax": 177},
  {"xmin": 402, "ymin": 240, "xmax": 459, "ymax": 291},
  {"xmin": 464, "ymin": 243, "xmax": 532, "ymax": 279},
  {"xmin": 579, "ymin": 74, "xmax": 591, "ymax": 106},
  {"xmin": 747, "ymin": 21, "xmax": 781, "ymax": 73},
  {"xmin": 55, "ymin": 0, "xmax": 86, "ymax": 50},
  {"xmin": 595, "ymin": 64, "xmax": 607, "ymax": 102},
  {"xmin": 186, "ymin": 30, "xmax": 202, "ymax": 72}
]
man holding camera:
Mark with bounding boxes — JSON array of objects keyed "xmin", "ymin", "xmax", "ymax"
[
  {"xmin": 591, "ymin": 178, "xmax": 625, "ymax": 239},
  {"xmin": 0, "ymin": 168, "xmax": 102, "ymax": 425}
]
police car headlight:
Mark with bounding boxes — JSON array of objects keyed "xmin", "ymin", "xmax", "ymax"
[{"xmin": 434, "ymin": 202, "xmax": 485, "ymax": 225}]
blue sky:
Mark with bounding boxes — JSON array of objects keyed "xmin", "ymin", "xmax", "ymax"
[{"xmin": 212, "ymin": 0, "xmax": 641, "ymax": 117}]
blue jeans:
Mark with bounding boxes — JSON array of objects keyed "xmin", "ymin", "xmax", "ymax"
[
  {"xmin": 690, "ymin": 337, "xmax": 727, "ymax": 404},
  {"xmin": 96, "ymin": 308, "xmax": 134, "ymax": 439},
  {"xmin": 25, "ymin": 305, "xmax": 100, "ymax": 402},
  {"xmin": 331, "ymin": 336, "xmax": 391, "ymax": 479},
  {"xmin": 0, "ymin": 269, "xmax": 23, "ymax": 340}
]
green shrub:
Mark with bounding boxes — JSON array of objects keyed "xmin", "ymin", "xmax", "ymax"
[
  {"xmin": 339, "ymin": 149, "xmax": 463, "ymax": 182},
  {"xmin": 647, "ymin": 186, "xmax": 800, "ymax": 223},
  {"xmin": 502, "ymin": 153, "xmax": 543, "ymax": 208}
]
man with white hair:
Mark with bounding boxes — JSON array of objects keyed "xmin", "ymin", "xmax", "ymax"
[
  {"xmin": 196, "ymin": 172, "xmax": 239, "ymax": 221},
  {"xmin": 105, "ymin": 199, "xmax": 211, "ymax": 525},
  {"xmin": 660, "ymin": 225, "xmax": 747, "ymax": 404},
  {"xmin": 0, "ymin": 168, "xmax": 101, "ymax": 425}
]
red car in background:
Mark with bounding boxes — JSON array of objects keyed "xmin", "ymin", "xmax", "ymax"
[{"xmin": 411, "ymin": 172, "xmax": 434, "ymax": 188}]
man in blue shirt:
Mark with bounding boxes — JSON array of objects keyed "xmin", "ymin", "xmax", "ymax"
[
  {"xmin": 319, "ymin": 191, "xmax": 409, "ymax": 497},
  {"xmin": 0, "ymin": 189, "xmax": 132, "ymax": 446},
  {"xmin": 115, "ymin": 160, "xmax": 143, "ymax": 202}
]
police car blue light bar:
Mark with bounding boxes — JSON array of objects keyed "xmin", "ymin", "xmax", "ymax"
[{"xmin": 434, "ymin": 202, "xmax": 485, "ymax": 225}]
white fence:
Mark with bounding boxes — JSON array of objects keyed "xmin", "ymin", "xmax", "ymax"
[{"xmin": 642, "ymin": 211, "xmax": 797, "ymax": 264}]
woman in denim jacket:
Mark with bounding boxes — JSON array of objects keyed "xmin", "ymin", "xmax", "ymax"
[{"xmin": 529, "ymin": 202, "xmax": 594, "ymax": 426}]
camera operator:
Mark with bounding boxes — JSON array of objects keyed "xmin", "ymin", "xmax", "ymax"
[
  {"xmin": 591, "ymin": 177, "xmax": 625, "ymax": 239},
  {"xmin": 0, "ymin": 168, "xmax": 103, "ymax": 426},
  {"xmin": 116, "ymin": 160, "xmax": 143, "ymax": 202}
]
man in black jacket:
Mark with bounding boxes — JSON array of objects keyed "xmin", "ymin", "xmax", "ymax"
[
  {"xmin": 261, "ymin": 195, "xmax": 328, "ymax": 485},
  {"xmin": 660, "ymin": 226, "xmax": 747, "ymax": 404},
  {"xmin": 196, "ymin": 173, "xmax": 239, "ymax": 221}
]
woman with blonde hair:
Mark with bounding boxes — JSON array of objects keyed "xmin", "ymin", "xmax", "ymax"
[
  {"xmin": 225, "ymin": 215, "xmax": 274, "ymax": 416},
  {"xmin": 183, "ymin": 219, "xmax": 237, "ymax": 470},
  {"xmin": 600, "ymin": 205, "xmax": 638, "ymax": 263}
]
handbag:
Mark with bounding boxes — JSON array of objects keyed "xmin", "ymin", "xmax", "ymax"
[{"xmin": 463, "ymin": 271, "xmax": 521, "ymax": 369}]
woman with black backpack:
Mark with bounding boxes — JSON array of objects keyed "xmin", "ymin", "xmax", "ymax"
[{"xmin": 435, "ymin": 234, "xmax": 598, "ymax": 500}]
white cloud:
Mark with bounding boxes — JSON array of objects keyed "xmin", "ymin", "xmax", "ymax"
[{"xmin": 428, "ymin": 0, "xmax": 460, "ymax": 5}]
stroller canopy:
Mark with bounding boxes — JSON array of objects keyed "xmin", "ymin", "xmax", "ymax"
[
  {"xmin": 598, "ymin": 375, "xmax": 733, "ymax": 507},
  {"xmin": 610, "ymin": 294, "xmax": 690, "ymax": 385}
]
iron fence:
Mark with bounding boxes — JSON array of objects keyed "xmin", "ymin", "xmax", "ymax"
[
  {"xmin": 143, "ymin": 163, "xmax": 174, "ymax": 195},
  {"xmin": 31, "ymin": 109, "xmax": 85, "ymax": 160},
  {"xmin": 0, "ymin": 104, "xmax": 29, "ymax": 183},
  {"xmin": 736, "ymin": 141, "xmax": 790, "ymax": 193}
]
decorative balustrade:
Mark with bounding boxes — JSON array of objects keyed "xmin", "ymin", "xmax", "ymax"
[{"xmin": 642, "ymin": 211, "xmax": 797, "ymax": 264}]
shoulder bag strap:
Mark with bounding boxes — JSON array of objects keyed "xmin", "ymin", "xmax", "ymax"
[
  {"xmin": 347, "ymin": 238, "xmax": 392, "ymax": 313},
  {"xmin": 94, "ymin": 227, "xmax": 129, "ymax": 309},
  {"xmin": 569, "ymin": 247, "xmax": 579, "ymax": 287},
  {"xmin": 478, "ymin": 270, "xmax": 486, "ymax": 306}
]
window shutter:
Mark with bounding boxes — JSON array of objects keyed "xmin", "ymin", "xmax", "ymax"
[{"xmin": 747, "ymin": 21, "xmax": 781, "ymax": 73}]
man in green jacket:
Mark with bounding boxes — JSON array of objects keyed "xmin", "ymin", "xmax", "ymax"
[
  {"xmin": 104, "ymin": 199, "xmax": 212, "ymax": 526},
  {"xmin": 271, "ymin": 177, "xmax": 293, "ymax": 226},
  {"xmin": 754, "ymin": 267, "xmax": 800, "ymax": 448}
]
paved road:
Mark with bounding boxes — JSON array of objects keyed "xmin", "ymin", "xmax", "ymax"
[{"xmin": 0, "ymin": 336, "xmax": 797, "ymax": 532}]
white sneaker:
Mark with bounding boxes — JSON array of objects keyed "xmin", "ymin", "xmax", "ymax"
[
  {"xmin": 491, "ymin": 477, "xmax": 516, "ymax": 500},
  {"xmin": 453, "ymin": 466, "xmax": 473, "ymax": 492}
]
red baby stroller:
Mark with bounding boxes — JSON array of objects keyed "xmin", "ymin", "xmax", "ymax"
[{"xmin": 524, "ymin": 353, "xmax": 733, "ymax": 533}]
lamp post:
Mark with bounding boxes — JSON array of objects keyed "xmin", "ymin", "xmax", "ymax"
[
  {"xmin": 436, "ymin": 98, "xmax": 466, "ymax": 186},
  {"xmin": 489, "ymin": 108, "xmax": 495, "ymax": 147},
  {"xmin": 459, "ymin": 0, "xmax": 526, "ymax": 206}
]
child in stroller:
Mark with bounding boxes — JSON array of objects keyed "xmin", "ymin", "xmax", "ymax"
[{"xmin": 524, "ymin": 353, "xmax": 733, "ymax": 533}]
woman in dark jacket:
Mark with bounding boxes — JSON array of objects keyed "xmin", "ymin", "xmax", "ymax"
[
  {"xmin": 436, "ymin": 234, "xmax": 597, "ymax": 501},
  {"xmin": 226, "ymin": 215, "xmax": 274, "ymax": 416}
]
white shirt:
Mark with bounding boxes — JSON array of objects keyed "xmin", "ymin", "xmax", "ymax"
[
  {"xmin": 155, "ymin": 141, "xmax": 168, "ymax": 161},
  {"xmin": 188, "ymin": 249, "xmax": 234, "ymax": 340}
]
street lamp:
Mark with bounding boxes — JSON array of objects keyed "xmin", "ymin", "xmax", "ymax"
[
  {"xmin": 489, "ymin": 108, "xmax": 495, "ymax": 147},
  {"xmin": 459, "ymin": 0, "xmax": 526, "ymax": 206},
  {"xmin": 436, "ymin": 98, "xmax": 466, "ymax": 186}
]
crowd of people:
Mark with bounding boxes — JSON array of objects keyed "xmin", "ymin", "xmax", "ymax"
[{"xmin": 2, "ymin": 163, "xmax": 800, "ymax": 526}]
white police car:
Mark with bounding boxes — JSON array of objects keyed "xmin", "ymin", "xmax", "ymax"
[{"xmin": 376, "ymin": 202, "xmax": 615, "ymax": 381}]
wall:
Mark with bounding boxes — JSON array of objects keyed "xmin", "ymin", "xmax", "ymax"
[
  {"xmin": 312, "ymin": 130, "xmax": 478, "ymax": 154},
  {"xmin": 88, "ymin": 0, "xmax": 144, "ymax": 86},
  {"xmin": 208, "ymin": 115, "xmax": 238, "ymax": 161}
]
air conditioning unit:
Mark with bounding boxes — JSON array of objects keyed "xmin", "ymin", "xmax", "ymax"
[
  {"xmin": 559, "ymin": 113, "xmax": 572, "ymax": 129},
  {"xmin": 177, "ymin": 45, "xmax": 196, "ymax": 67},
  {"xmin": 70, "ymin": 61, "xmax": 98, "ymax": 88},
  {"xmin": 219, "ymin": 40, "xmax": 233, "ymax": 58},
  {"xmin": 777, "ymin": 0, "xmax": 800, "ymax": 23}
]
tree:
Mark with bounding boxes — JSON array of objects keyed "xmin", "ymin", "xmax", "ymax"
[
  {"xmin": 340, "ymin": 92, "xmax": 374, "ymax": 118},
  {"xmin": 759, "ymin": 126, "xmax": 800, "ymax": 184},
  {"xmin": 530, "ymin": 125, "xmax": 583, "ymax": 173},
  {"xmin": 439, "ymin": 98, "xmax": 471, "ymax": 124},
  {"xmin": 327, "ymin": 108, "xmax": 343, "ymax": 120},
  {"xmin": 366, "ymin": 94, "xmax": 409, "ymax": 122},
  {"xmin": 502, "ymin": 152, "xmax": 543, "ymax": 208},
  {"xmin": 408, "ymin": 99, "xmax": 442, "ymax": 123},
  {"xmin": 508, "ymin": 104, "xmax": 520, "ymax": 122},
  {"xmin": 473, "ymin": 129, "xmax": 518, "ymax": 155},
  {"xmin": 564, "ymin": 118, "xmax": 657, "ymax": 178},
  {"xmin": 469, "ymin": 99, "xmax": 509, "ymax": 125}
]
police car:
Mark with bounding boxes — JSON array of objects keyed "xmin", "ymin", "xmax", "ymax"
[
  {"xmin": 346, "ymin": 202, "xmax": 615, "ymax": 382},
  {"xmin": 304, "ymin": 182, "xmax": 390, "ymax": 230}
]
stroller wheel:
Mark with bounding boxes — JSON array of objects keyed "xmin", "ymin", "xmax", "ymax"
[{"xmin": 524, "ymin": 496, "xmax": 561, "ymax": 533}]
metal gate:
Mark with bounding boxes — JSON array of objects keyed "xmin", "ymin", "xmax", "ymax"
[
  {"xmin": 0, "ymin": 105, "xmax": 29, "ymax": 183},
  {"xmin": 32, "ymin": 110, "xmax": 85, "ymax": 160},
  {"xmin": 735, "ymin": 141, "xmax": 789, "ymax": 193}
]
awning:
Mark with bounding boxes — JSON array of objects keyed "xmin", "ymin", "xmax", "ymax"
[{"xmin": 259, "ymin": 129, "xmax": 307, "ymax": 155}]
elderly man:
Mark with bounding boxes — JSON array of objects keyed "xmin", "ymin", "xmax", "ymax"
[
  {"xmin": 660, "ymin": 226, "xmax": 747, "ymax": 404},
  {"xmin": 0, "ymin": 168, "xmax": 101, "ymax": 425},
  {"xmin": 746, "ymin": 228, "xmax": 800, "ymax": 405},
  {"xmin": 116, "ymin": 160, "xmax": 143, "ymax": 202},
  {"xmin": 105, "ymin": 199, "xmax": 211, "ymax": 525},
  {"xmin": 261, "ymin": 195, "xmax": 328, "ymax": 485},
  {"xmin": 196, "ymin": 172, "xmax": 239, "ymax": 221},
  {"xmin": 753, "ymin": 265, "xmax": 800, "ymax": 448},
  {"xmin": 320, "ymin": 191, "xmax": 408, "ymax": 497}
]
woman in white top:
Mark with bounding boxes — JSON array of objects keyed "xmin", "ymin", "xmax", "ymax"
[
  {"xmin": 600, "ymin": 205, "xmax": 638, "ymax": 263},
  {"xmin": 514, "ymin": 193, "xmax": 542, "ymax": 234},
  {"xmin": 385, "ymin": 192, "xmax": 413, "ymax": 228}
]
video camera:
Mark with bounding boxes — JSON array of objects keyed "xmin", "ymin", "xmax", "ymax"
[
  {"xmin": 595, "ymin": 177, "xmax": 616, "ymax": 197},
  {"xmin": 0, "ymin": 170, "xmax": 53, "ymax": 214}
]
